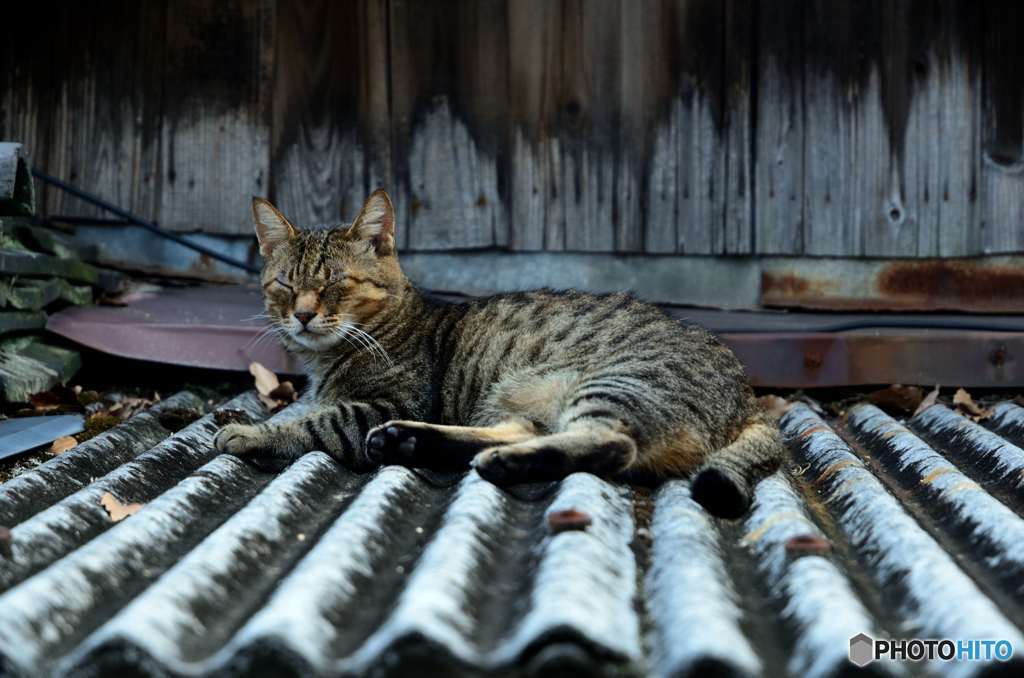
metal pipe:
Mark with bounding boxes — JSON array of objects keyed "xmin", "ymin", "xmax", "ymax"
[{"xmin": 31, "ymin": 169, "xmax": 260, "ymax": 274}]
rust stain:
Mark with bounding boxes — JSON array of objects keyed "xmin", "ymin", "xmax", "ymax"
[
  {"xmin": 815, "ymin": 459, "xmax": 861, "ymax": 485},
  {"xmin": 760, "ymin": 272, "xmax": 838, "ymax": 298},
  {"xmin": 878, "ymin": 261, "xmax": 1024, "ymax": 312},
  {"xmin": 803, "ymin": 351, "xmax": 824, "ymax": 371},
  {"xmin": 921, "ymin": 467, "xmax": 955, "ymax": 485}
]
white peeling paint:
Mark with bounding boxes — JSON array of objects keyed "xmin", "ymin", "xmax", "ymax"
[
  {"xmin": 212, "ymin": 465, "xmax": 425, "ymax": 674},
  {"xmin": 0, "ymin": 391, "xmax": 204, "ymax": 526},
  {"xmin": 782, "ymin": 404, "xmax": 1024, "ymax": 678},
  {"xmin": 59, "ymin": 452, "xmax": 346, "ymax": 676},
  {"xmin": 645, "ymin": 480, "xmax": 761, "ymax": 678},
  {"xmin": 742, "ymin": 474, "xmax": 885, "ymax": 678},
  {"xmin": 0, "ymin": 393, "xmax": 268, "ymax": 592},
  {"xmin": 344, "ymin": 471, "xmax": 510, "ymax": 671},
  {"xmin": 493, "ymin": 474, "xmax": 640, "ymax": 667},
  {"xmin": 914, "ymin": 404, "xmax": 1024, "ymax": 487},
  {"xmin": 850, "ymin": 404, "xmax": 1024, "ymax": 580},
  {"xmin": 0, "ymin": 454, "xmax": 261, "ymax": 676}
]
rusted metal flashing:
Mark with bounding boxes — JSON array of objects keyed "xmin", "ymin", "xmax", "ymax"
[{"xmin": 763, "ymin": 256, "xmax": 1024, "ymax": 313}]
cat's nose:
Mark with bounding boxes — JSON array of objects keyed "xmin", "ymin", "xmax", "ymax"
[{"xmin": 293, "ymin": 311, "xmax": 315, "ymax": 327}]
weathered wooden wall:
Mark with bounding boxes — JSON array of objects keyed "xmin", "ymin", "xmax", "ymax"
[{"xmin": 2, "ymin": 0, "xmax": 1023, "ymax": 258}]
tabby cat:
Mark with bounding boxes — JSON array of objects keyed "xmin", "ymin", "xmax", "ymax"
[{"xmin": 214, "ymin": 190, "xmax": 783, "ymax": 518}]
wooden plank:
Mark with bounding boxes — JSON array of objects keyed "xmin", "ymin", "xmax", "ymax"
[
  {"xmin": 0, "ymin": 143, "xmax": 34, "ymax": 216},
  {"xmin": 908, "ymin": 1, "xmax": 982, "ymax": 257},
  {"xmin": 0, "ymin": 249, "xmax": 98, "ymax": 282},
  {"xmin": 803, "ymin": 0, "xmax": 878, "ymax": 256},
  {"xmin": 753, "ymin": 0, "xmax": 804, "ymax": 254},
  {"xmin": 510, "ymin": 0, "xmax": 734, "ymax": 254},
  {"xmin": 389, "ymin": 0, "xmax": 508, "ymax": 251},
  {"xmin": 159, "ymin": 0, "xmax": 274, "ymax": 234},
  {"xmin": 0, "ymin": 311, "xmax": 47, "ymax": 336},
  {"xmin": 0, "ymin": 336, "xmax": 81, "ymax": 403},
  {"xmin": 0, "ymin": 5, "xmax": 68, "ymax": 214},
  {"xmin": 639, "ymin": 0, "xmax": 730, "ymax": 254},
  {"xmin": 270, "ymin": 0, "xmax": 390, "ymax": 229},
  {"xmin": 980, "ymin": 0, "xmax": 1024, "ymax": 254},
  {"xmin": 722, "ymin": 0, "xmax": 753, "ymax": 254},
  {"xmin": 42, "ymin": 2, "xmax": 166, "ymax": 223}
]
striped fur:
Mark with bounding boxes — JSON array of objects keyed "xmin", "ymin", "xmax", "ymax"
[{"xmin": 215, "ymin": 191, "xmax": 783, "ymax": 517}]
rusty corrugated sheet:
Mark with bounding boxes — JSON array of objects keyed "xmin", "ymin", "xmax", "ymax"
[{"xmin": 1, "ymin": 391, "xmax": 1024, "ymax": 676}]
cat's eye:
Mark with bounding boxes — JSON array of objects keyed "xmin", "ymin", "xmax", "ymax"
[
  {"xmin": 326, "ymin": 269, "xmax": 345, "ymax": 286},
  {"xmin": 274, "ymin": 274, "xmax": 293, "ymax": 290}
]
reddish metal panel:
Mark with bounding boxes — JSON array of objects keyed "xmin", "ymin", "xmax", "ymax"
[
  {"xmin": 46, "ymin": 285, "xmax": 298, "ymax": 375},
  {"xmin": 45, "ymin": 285, "xmax": 1024, "ymax": 388}
]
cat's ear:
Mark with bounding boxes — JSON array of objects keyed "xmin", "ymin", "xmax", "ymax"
[
  {"xmin": 252, "ymin": 197, "xmax": 296, "ymax": 257},
  {"xmin": 347, "ymin": 189, "xmax": 395, "ymax": 256}
]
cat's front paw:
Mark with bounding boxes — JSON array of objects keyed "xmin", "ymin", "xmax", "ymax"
[
  {"xmin": 365, "ymin": 421, "xmax": 421, "ymax": 466},
  {"xmin": 213, "ymin": 423, "xmax": 266, "ymax": 456},
  {"xmin": 214, "ymin": 423, "xmax": 294, "ymax": 472}
]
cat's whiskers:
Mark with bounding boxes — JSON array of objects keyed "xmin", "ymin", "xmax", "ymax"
[
  {"xmin": 346, "ymin": 324, "xmax": 393, "ymax": 368},
  {"xmin": 245, "ymin": 321, "xmax": 285, "ymax": 351}
]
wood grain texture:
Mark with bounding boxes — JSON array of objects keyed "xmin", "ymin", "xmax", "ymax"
[
  {"xmin": 753, "ymin": 0, "xmax": 804, "ymax": 254},
  {"xmin": 642, "ymin": 1, "xmax": 731, "ymax": 255},
  {"xmin": 388, "ymin": 0, "xmax": 508, "ymax": 251},
  {"xmin": 802, "ymin": 0, "xmax": 890, "ymax": 256},
  {"xmin": 159, "ymin": 0, "xmax": 275, "ymax": 234},
  {"xmin": 270, "ymin": 0, "xmax": 390, "ymax": 230},
  {"xmin": 4, "ymin": 0, "xmax": 1024, "ymax": 264},
  {"xmin": 980, "ymin": 0, "xmax": 1024, "ymax": 254}
]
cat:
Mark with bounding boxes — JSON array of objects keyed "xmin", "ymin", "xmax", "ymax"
[{"xmin": 214, "ymin": 190, "xmax": 784, "ymax": 518}]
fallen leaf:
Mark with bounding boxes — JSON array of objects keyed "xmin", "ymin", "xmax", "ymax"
[
  {"xmin": 214, "ymin": 408, "xmax": 250, "ymax": 427},
  {"xmin": 249, "ymin": 362, "xmax": 280, "ymax": 397},
  {"xmin": 758, "ymin": 395, "xmax": 792, "ymax": 420},
  {"xmin": 866, "ymin": 384, "xmax": 923, "ymax": 416},
  {"xmin": 101, "ymin": 492, "xmax": 145, "ymax": 522},
  {"xmin": 49, "ymin": 435, "xmax": 77, "ymax": 454},
  {"xmin": 953, "ymin": 387, "xmax": 993, "ymax": 421},
  {"xmin": 269, "ymin": 381, "xmax": 297, "ymax": 403},
  {"xmin": 913, "ymin": 385, "xmax": 940, "ymax": 417},
  {"xmin": 0, "ymin": 526, "xmax": 11, "ymax": 559},
  {"xmin": 548, "ymin": 509, "xmax": 592, "ymax": 533},
  {"xmin": 785, "ymin": 534, "xmax": 831, "ymax": 557},
  {"xmin": 156, "ymin": 407, "xmax": 202, "ymax": 433},
  {"xmin": 29, "ymin": 385, "xmax": 80, "ymax": 413}
]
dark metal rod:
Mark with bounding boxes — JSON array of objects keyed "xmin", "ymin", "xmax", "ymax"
[
  {"xmin": 32, "ymin": 168, "xmax": 259, "ymax": 274},
  {"xmin": 47, "ymin": 216, "xmax": 132, "ymax": 226}
]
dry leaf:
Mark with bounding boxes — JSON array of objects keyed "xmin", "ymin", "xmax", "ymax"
[
  {"xmin": 953, "ymin": 387, "xmax": 993, "ymax": 421},
  {"xmin": 866, "ymin": 384, "xmax": 924, "ymax": 416},
  {"xmin": 913, "ymin": 385, "xmax": 940, "ymax": 417},
  {"xmin": 249, "ymin": 362, "xmax": 279, "ymax": 397},
  {"xmin": 269, "ymin": 381, "xmax": 296, "ymax": 403},
  {"xmin": 49, "ymin": 435, "xmax": 77, "ymax": 454},
  {"xmin": 758, "ymin": 395, "xmax": 792, "ymax": 420},
  {"xmin": 0, "ymin": 526, "xmax": 11, "ymax": 559},
  {"xmin": 101, "ymin": 492, "xmax": 145, "ymax": 522}
]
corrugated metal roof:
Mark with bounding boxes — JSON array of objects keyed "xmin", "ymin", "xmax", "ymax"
[{"xmin": 2, "ymin": 392, "xmax": 1024, "ymax": 676}]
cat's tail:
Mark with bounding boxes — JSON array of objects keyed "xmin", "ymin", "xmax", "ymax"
[{"xmin": 691, "ymin": 412, "xmax": 785, "ymax": 519}]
